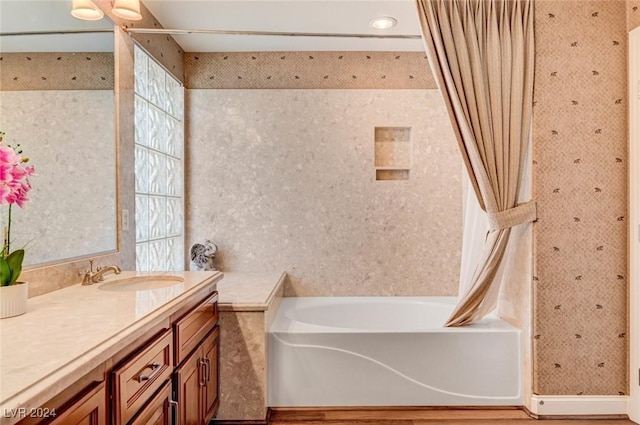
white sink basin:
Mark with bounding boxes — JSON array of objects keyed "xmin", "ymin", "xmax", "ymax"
[{"xmin": 98, "ymin": 275, "xmax": 185, "ymax": 292}]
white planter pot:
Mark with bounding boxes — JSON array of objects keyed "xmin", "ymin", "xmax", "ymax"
[{"xmin": 0, "ymin": 281, "xmax": 28, "ymax": 319}]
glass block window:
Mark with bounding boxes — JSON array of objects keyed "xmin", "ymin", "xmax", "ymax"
[{"xmin": 134, "ymin": 45, "xmax": 184, "ymax": 271}]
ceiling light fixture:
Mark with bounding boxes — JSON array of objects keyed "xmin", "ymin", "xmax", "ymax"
[
  {"xmin": 369, "ymin": 16, "xmax": 397, "ymax": 30},
  {"xmin": 71, "ymin": 0, "xmax": 104, "ymax": 21},
  {"xmin": 111, "ymin": 0, "xmax": 143, "ymax": 21},
  {"xmin": 71, "ymin": 0, "xmax": 142, "ymax": 21}
]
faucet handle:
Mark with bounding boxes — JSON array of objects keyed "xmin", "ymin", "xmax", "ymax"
[
  {"xmin": 80, "ymin": 271, "xmax": 92, "ymax": 286},
  {"xmin": 89, "ymin": 259, "xmax": 95, "ymax": 273}
]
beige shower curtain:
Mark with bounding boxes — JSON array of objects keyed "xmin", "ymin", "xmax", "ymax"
[{"xmin": 415, "ymin": 0, "xmax": 536, "ymax": 326}]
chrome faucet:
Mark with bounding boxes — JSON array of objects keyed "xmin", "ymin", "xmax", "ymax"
[{"xmin": 81, "ymin": 260, "xmax": 122, "ymax": 285}]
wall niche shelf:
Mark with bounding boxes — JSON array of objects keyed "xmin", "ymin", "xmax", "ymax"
[{"xmin": 374, "ymin": 126, "xmax": 412, "ymax": 181}]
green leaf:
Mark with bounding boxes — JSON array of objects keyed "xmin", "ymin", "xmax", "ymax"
[
  {"xmin": 6, "ymin": 249, "xmax": 24, "ymax": 285},
  {"xmin": 0, "ymin": 257, "xmax": 10, "ymax": 287}
]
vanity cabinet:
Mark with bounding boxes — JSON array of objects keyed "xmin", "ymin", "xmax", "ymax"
[
  {"xmin": 174, "ymin": 327, "xmax": 220, "ymax": 425},
  {"xmin": 173, "ymin": 293, "xmax": 220, "ymax": 425},
  {"xmin": 111, "ymin": 291, "xmax": 219, "ymax": 425},
  {"xmin": 111, "ymin": 330, "xmax": 173, "ymax": 425},
  {"xmin": 14, "ymin": 366, "xmax": 108, "ymax": 425},
  {"xmin": 174, "ymin": 293, "xmax": 219, "ymax": 365},
  {"xmin": 13, "ymin": 287, "xmax": 220, "ymax": 425},
  {"xmin": 49, "ymin": 383, "xmax": 106, "ymax": 425},
  {"xmin": 128, "ymin": 381, "xmax": 173, "ymax": 425},
  {"xmin": 200, "ymin": 327, "xmax": 220, "ymax": 421}
]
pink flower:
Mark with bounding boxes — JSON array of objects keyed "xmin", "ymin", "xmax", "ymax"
[
  {"xmin": 0, "ymin": 145, "xmax": 19, "ymax": 166},
  {"xmin": 0, "ymin": 133, "xmax": 35, "ymax": 276},
  {"xmin": 0, "ymin": 143, "xmax": 34, "ymax": 209},
  {"xmin": 0, "ymin": 164, "xmax": 13, "ymax": 183},
  {"xmin": 6, "ymin": 181, "xmax": 31, "ymax": 208}
]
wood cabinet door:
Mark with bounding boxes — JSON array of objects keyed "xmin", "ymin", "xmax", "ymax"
[
  {"xmin": 174, "ymin": 347, "xmax": 203, "ymax": 425},
  {"xmin": 200, "ymin": 327, "xmax": 220, "ymax": 422},
  {"xmin": 49, "ymin": 383, "xmax": 105, "ymax": 425},
  {"xmin": 129, "ymin": 381, "xmax": 173, "ymax": 425},
  {"xmin": 112, "ymin": 330, "xmax": 173, "ymax": 425},
  {"xmin": 174, "ymin": 293, "xmax": 218, "ymax": 365}
]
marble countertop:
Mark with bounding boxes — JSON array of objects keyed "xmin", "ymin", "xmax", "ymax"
[
  {"xmin": 216, "ymin": 272, "xmax": 286, "ymax": 312},
  {"xmin": 0, "ymin": 270, "xmax": 222, "ymax": 423}
]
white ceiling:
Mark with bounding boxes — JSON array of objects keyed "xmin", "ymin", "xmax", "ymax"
[
  {"xmin": 0, "ymin": 0, "xmax": 114, "ymax": 52},
  {"xmin": 0, "ymin": 0, "xmax": 424, "ymax": 53},
  {"xmin": 142, "ymin": 0, "xmax": 424, "ymax": 52}
]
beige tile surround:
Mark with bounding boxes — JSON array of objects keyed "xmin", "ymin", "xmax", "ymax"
[
  {"xmin": 1, "ymin": 90, "xmax": 117, "ymax": 268},
  {"xmin": 186, "ymin": 89, "xmax": 462, "ymax": 298},
  {"xmin": 216, "ymin": 272, "xmax": 285, "ymax": 421}
]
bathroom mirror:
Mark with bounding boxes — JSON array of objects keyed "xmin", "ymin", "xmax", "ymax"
[{"xmin": 0, "ymin": 0, "xmax": 118, "ymax": 267}]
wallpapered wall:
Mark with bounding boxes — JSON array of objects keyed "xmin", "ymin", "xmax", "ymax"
[
  {"xmin": 628, "ymin": 0, "xmax": 640, "ymax": 30},
  {"xmin": 532, "ymin": 0, "xmax": 628, "ymax": 395},
  {"xmin": 184, "ymin": 52, "xmax": 436, "ymax": 89},
  {"xmin": 0, "ymin": 53, "xmax": 113, "ymax": 91}
]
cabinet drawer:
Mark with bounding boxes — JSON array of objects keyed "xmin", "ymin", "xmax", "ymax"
[
  {"xmin": 48, "ymin": 382, "xmax": 106, "ymax": 425},
  {"xmin": 112, "ymin": 330, "xmax": 173, "ymax": 425},
  {"xmin": 128, "ymin": 380, "xmax": 173, "ymax": 425},
  {"xmin": 174, "ymin": 292, "xmax": 218, "ymax": 365}
]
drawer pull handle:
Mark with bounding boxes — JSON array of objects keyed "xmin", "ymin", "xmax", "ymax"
[
  {"xmin": 205, "ymin": 358, "xmax": 211, "ymax": 382},
  {"xmin": 136, "ymin": 362, "xmax": 161, "ymax": 383},
  {"xmin": 169, "ymin": 398, "xmax": 179, "ymax": 425},
  {"xmin": 198, "ymin": 359, "xmax": 207, "ymax": 386}
]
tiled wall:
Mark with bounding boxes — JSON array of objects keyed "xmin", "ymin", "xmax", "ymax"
[
  {"xmin": 532, "ymin": 0, "xmax": 628, "ymax": 395},
  {"xmin": 186, "ymin": 89, "xmax": 462, "ymax": 297},
  {"xmin": 0, "ymin": 90, "xmax": 116, "ymax": 266}
]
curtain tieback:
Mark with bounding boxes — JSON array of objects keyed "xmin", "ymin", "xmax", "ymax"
[{"xmin": 487, "ymin": 200, "xmax": 537, "ymax": 231}]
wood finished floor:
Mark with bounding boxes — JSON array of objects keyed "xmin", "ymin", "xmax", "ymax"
[{"xmin": 267, "ymin": 408, "xmax": 638, "ymax": 425}]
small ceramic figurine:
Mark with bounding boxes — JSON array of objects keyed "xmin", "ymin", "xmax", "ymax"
[{"xmin": 189, "ymin": 240, "xmax": 218, "ymax": 271}]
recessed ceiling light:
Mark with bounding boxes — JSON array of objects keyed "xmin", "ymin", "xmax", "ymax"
[{"xmin": 369, "ymin": 17, "xmax": 397, "ymax": 30}]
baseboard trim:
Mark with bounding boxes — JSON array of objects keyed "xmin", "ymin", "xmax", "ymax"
[
  {"xmin": 209, "ymin": 409, "xmax": 271, "ymax": 425},
  {"xmin": 529, "ymin": 395, "xmax": 629, "ymax": 417},
  {"xmin": 269, "ymin": 406, "xmax": 529, "ymax": 422}
]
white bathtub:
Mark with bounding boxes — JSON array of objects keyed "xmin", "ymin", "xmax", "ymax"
[{"xmin": 268, "ymin": 297, "xmax": 522, "ymax": 407}]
